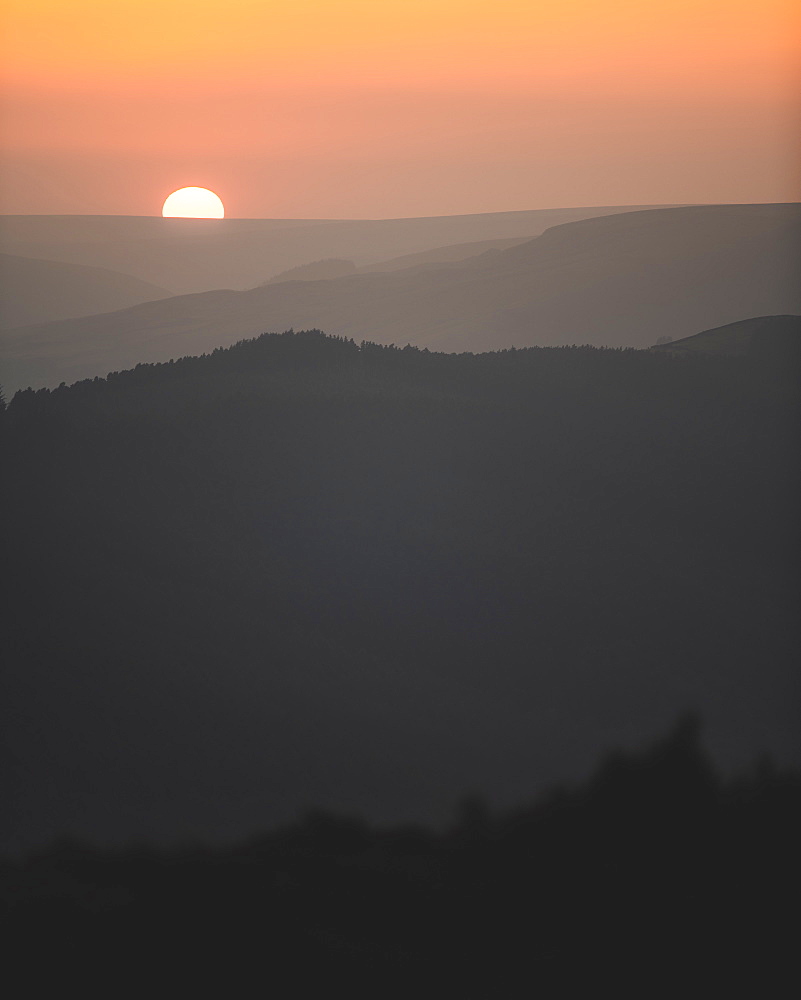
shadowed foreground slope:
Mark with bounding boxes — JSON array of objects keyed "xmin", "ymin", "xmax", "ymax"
[
  {"xmin": 2, "ymin": 331, "xmax": 798, "ymax": 853},
  {"xmin": 3, "ymin": 717, "xmax": 799, "ymax": 992}
]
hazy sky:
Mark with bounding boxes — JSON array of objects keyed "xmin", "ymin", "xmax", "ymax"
[{"xmin": 1, "ymin": 0, "xmax": 798, "ymax": 217}]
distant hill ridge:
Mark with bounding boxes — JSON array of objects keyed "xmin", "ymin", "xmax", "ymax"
[
  {"xmin": 0, "ymin": 204, "xmax": 676, "ymax": 294},
  {"xmin": 260, "ymin": 236, "xmax": 532, "ymax": 285},
  {"xmin": 652, "ymin": 315, "xmax": 801, "ymax": 356},
  {"xmin": 2, "ymin": 203, "xmax": 798, "ymax": 391},
  {"xmin": 356, "ymin": 235, "xmax": 529, "ymax": 274},
  {"xmin": 262, "ymin": 258, "xmax": 357, "ymax": 284},
  {"xmin": 0, "ymin": 252, "xmax": 172, "ymax": 329}
]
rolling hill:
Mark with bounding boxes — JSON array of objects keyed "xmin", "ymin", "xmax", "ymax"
[
  {"xmin": 3, "ymin": 330, "xmax": 798, "ymax": 850},
  {"xmin": 262, "ymin": 258, "xmax": 358, "ymax": 284},
  {"xmin": 259, "ymin": 236, "xmax": 530, "ymax": 285},
  {"xmin": 0, "ymin": 204, "xmax": 658, "ymax": 295},
  {"xmin": 0, "ymin": 252, "xmax": 172, "ymax": 329},
  {"xmin": 652, "ymin": 314, "xmax": 801, "ymax": 356},
  {"xmin": 3, "ymin": 203, "xmax": 799, "ymax": 391},
  {"xmin": 356, "ymin": 235, "xmax": 529, "ymax": 273}
]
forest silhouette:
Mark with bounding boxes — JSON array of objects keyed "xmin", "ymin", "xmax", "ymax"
[{"xmin": 2, "ymin": 715, "xmax": 799, "ymax": 990}]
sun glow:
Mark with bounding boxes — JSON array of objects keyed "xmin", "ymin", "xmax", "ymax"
[{"xmin": 162, "ymin": 187, "xmax": 224, "ymax": 218}]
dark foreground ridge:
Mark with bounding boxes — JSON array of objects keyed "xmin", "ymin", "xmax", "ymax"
[{"xmin": 3, "ymin": 717, "xmax": 799, "ymax": 991}]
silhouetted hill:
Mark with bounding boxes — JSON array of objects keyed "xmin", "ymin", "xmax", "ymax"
[
  {"xmin": 261, "ymin": 238, "xmax": 524, "ymax": 285},
  {"xmin": 263, "ymin": 237, "xmax": 528, "ymax": 287},
  {"xmin": 3, "ymin": 204, "xmax": 797, "ymax": 391},
  {"xmin": 4, "ymin": 717, "xmax": 799, "ymax": 991},
  {"xmin": 0, "ymin": 252, "xmax": 172, "ymax": 329},
  {"xmin": 652, "ymin": 314, "xmax": 801, "ymax": 356},
  {"xmin": 0, "ymin": 204, "xmax": 656, "ymax": 294},
  {"xmin": 262, "ymin": 258, "xmax": 357, "ymax": 284},
  {"xmin": 2, "ymin": 331, "xmax": 798, "ymax": 852},
  {"xmin": 356, "ymin": 235, "xmax": 529, "ymax": 272}
]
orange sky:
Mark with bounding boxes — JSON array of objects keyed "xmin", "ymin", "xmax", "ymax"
[{"xmin": 1, "ymin": 0, "xmax": 799, "ymax": 216}]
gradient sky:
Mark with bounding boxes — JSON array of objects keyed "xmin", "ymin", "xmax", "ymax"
[{"xmin": 1, "ymin": 1, "xmax": 799, "ymax": 217}]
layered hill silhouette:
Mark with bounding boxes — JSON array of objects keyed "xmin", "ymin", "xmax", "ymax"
[
  {"xmin": 0, "ymin": 252, "xmax": 172, "ymax": 329},
  {"xmin": 0, "ymin": 204, "xmax": 653, "ymax": 295},
  {"xmin": 3, "ymin": 203, "xmax": 799, "ymax": 391},
  {"xmin": 3, "ymin": 330, "xmax": 798, "ymax": 851},
  {"xmin": 652, "ymin": 314, "xmax": 801, "ymax": 356},
  {"xmin": 356, "ymin": 235, "xmax": 529, "ymax": 273},
  {"xmin": 259, "ymin": 237, "xmax": 530, "ymax": 284},
  {"xmin": 262, "ymin": 258, "xmax": 358, "ymax": 284}
]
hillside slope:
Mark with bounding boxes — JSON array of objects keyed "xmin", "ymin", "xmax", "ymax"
[
  {"xmin": 3, "ymin": 204, "xmax": 798, "ymax": 391},
  {"xmin": 2, "ymin": 331, "xmax": 799, "ymax": 850},
  {"xmin": 0, "ymin": 204, "xmax": 654, "ymax": 294},
  {"xmin": 356, "ymin": 235, "xmax": 529, "ymax": 273},
  {"xmin": 652, "ymin": 314, "xmax": 801, "ymax": 356},
  {"xmin": 262, "ymin": 258, "xmax": 357, "ymax": 284},
  {"xmin": 259, "ymin": 236, "xmax": 530, "ymax": 284},
  {"xmin": 0, "ymin": 252, "xmax": 172, "ymax": 329}
]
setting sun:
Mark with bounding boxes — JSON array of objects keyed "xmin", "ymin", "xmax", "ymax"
[{"xmin": 162, "ymin": 187, "xmax": 224, "ymax": 218}]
